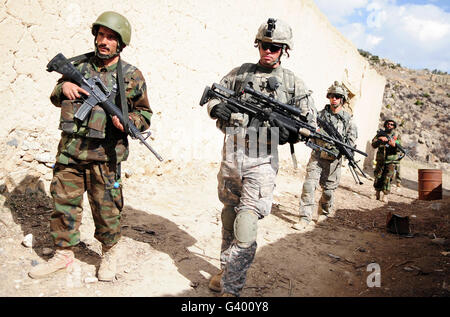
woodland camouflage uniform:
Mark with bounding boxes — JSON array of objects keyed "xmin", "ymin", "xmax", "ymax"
[
  {"xmin": 372, "ymin": 122, "xmax": 402, "ymax": 196},
  {"xmin": 49, "ymin": 54, "xmax": 152, "ymax": 248}
]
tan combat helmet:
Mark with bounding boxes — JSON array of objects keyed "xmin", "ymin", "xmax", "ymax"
[
  {"xmin": 326, "ymin": 81, "xmax": 349, "ymax": 103},
  {"xmin": 255, "ymin": 18, "xmax": 293, "ymax": 50},
  {"xmin": 92, "ymin": 11, "xmax": 131, "ymax": 46},
  {"xmin": 384, "ymin": 119, "xmax": 397, "ymax": 129}
]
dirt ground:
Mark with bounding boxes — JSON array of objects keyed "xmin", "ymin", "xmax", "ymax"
[{"xmin": 0, "ymin": 159, "xmax": 449, "ymax": 298}]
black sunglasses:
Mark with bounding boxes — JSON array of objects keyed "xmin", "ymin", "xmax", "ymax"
[
  {"xmin": 260, "ymin": 42, "xmax": 283, "ymax": 52},
  {"xmin": 329, "ymin": 93, "xmax": 343, "ymax": 99}
]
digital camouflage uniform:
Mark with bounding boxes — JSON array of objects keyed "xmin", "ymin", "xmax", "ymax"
[
  {"xmin": 299, "ymin": 104, "xmax": 357, "ymax": 221},
  {"xmin": 207, "ymin": 62, "xmax": 316, "ymax": 296},
  {"xmin": 372, "ymin": 129, "xmax": 402, "ymax": 194},
  {"xmin": 49, "ymin": 55, "xmax": 152, "ymax": 248}
]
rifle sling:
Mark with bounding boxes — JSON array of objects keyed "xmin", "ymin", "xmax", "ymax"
[
  {"xmin": 68, "ymin": 52, "xmax": 129, "ymax": 133},
  {"xmin": 117, "ymin": 56, "xmax": 129, "ymax": 133}
]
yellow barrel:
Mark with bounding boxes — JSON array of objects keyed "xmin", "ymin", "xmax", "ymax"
[{"xmin": 418, "ymin": 169, "xmax": 442, "ymax": 200}]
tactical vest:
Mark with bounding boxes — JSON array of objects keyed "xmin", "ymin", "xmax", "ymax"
[{"xmin": 234, "ymin": 63, "xmax": 296, "ymax": 105}]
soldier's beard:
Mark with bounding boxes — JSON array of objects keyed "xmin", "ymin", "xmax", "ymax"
[{"xmin": 95, "ymin": 43, "xmax": 120, "ymax": 60}]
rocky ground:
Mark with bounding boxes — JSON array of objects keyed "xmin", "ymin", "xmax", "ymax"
[{"xmin": 0, "ymin": 157, "xmax": 449, "ymax": 298}]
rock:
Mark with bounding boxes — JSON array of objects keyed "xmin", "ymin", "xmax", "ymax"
[
  {"xmin": 431, "ymin": 238, "xmax": 447, "ymax": 246},
  {"xmin": 21, "ymin": 139, "xmax": 40, "ymax": 151},
  {"xmin": 84, "ymin": 277, "xmax": 98, "ymax": 284},
  {"xmin": 22, "ymin": 233, "xmax": 33, "ymax": 248},
  {"xmin": 34, "ymin": 153, "xmax": 54, "ymax": 164},
  {"xmin": 42, "ymin": 247, "xmax": 53, "ymax": 256},
  {"xmin": 431, "ymin": 203, "xmax": 441, "ymax": 211},
  {"xmin": 22, "ymin": 153, "xmax": 34, "ymax": 162},
  {"xmin": 123, "ymin": 168, "xmax": 133, "ymax": 178},
  {"xmin": 6, "ymin": 138, "xmax": 18, "ymax": 147}
]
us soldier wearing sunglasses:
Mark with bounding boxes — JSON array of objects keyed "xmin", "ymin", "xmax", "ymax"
[
  {"xmin": 206, "ymin": 18, "xmax": 317, "ymax": 297},
  {"xmin": 293, "ymin": 81, "xmax": 357, "ymax": 231}
]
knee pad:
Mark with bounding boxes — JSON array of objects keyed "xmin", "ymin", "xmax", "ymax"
[
  {"xmin": 233, "ymin": 210, "xmax": 258, "ymax": 248},
  {"xmin": 322, "ymin": 189, "xmax": 334, "ymax": 202},
  {"xmin": 221, "ymin": 205, "xmax": 236, "ymax": 232}
]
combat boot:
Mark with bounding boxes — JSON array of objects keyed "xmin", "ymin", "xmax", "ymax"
[
  {"xmin": 374, "ymin": 191, "xmax": 381, "ymax": 200},
  {"xmin": 380, "ymin": 191, "xmax": 388, "ymax": 203},
  {"xmin": 98, "ymin": 243, "xmax": 119, "ymax": 282},
  {"xmin": 209, "ymin": 269, "xmax": 224, "ymax": 292},
  {"xmin": 292, "ymin": 217, "xmax": 315, "ymax": 231},
  {"xmin": 28, "ymin": 248, "xmax": 74, "ymax": 279}
]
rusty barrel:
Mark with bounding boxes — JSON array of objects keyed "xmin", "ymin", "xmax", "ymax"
[{"xmin": 418, "ymin": 169, "xmax": 442, "ymax": 200}]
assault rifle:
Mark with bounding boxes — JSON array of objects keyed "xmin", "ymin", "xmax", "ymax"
[
  {"xmin": 317, "ymin": 117, "xmax": 368, "ymax": 185},
  {"xmin": 199, "ymin": 82, "xmax": 366, "ymax": 159},
  {"xmin": 375, "ymin": 129, "xmax": 411, "ymax": 160},
  {"xmin": 46, "ymin": 53, "xmax": 163, "ymax": 162}
]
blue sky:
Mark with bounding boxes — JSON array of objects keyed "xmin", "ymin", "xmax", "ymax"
[{"xmin": 314, "ymin": 0, "xmax": 450, "ymax": 72}]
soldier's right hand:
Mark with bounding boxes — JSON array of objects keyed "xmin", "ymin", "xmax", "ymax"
[
  {"xmin": 210, "ymin": 103, "xmax": 239, "ymax": 122},
  {"xmin": 62, "ymin": 82, "xmax": 90, "ymax": 100},
  {"xmin": 378, "ymin": 136, "xmax": 388, "ymax": 142}
]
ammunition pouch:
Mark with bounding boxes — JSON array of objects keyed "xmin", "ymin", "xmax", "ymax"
[
  {"xmin": 319, "ymin": 150, "xmax": 338, "ymax": 161},
  {"xmin": 59, "ymin": 100, "xmax": 107, "ymax": 139},
  {"xmin": 315, "ymin": 138, "xmax": 339, "ymax": 161}
]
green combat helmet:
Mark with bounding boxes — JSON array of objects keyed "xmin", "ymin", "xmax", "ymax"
[
  {"xmin": 92, "ymin": 11, "xmax": 131, "ymax": 46},
  {"xmin": 255, "ymin": 18, "xmax": 293, "ymax": 50},
  {"xmin": 326, "ymin": 81, "xmax": 349, "ymax": 103}
]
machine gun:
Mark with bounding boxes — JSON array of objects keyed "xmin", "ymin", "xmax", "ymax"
[
  {"xmin": 199, "ymin": 82, "xmax": 366, "ymax": 160},
  {"xmin": 375, "ymin": 129, "xmax": 412, "ymax": 160},
  {"xmin": 317, "ymin": 117, "xmax": 368, "ymax": 185},
  {"xmin": 46, "ymin": 53, "xmax": 163, "ymax": 162}
]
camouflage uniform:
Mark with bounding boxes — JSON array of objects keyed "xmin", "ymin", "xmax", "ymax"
[
  {"xmin": 372, "ymin": 129, "xmax": 402, "ymax": 194},
  {"xmin": 299, "ymin": 104, "xmax": 357, "ymax": 221},
  {"xmin": 394, "ymin": 163, "xmax": 402, "ymax": 186},
  {"xmin": 49, "ymin": 55, "xmax": 152, "ymax": 248},
  {"xmin": 207, "ymin": 62, "xmax": 316, "ymax": 296}
]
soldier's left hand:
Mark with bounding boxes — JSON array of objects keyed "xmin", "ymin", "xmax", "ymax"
[
  {"xmin": 112, "ymin": 115, "xmax": 133, "ymax": 133},
  {"xmin": 388, "ymin": 139, "xmax": 396, "ymax": 147}
]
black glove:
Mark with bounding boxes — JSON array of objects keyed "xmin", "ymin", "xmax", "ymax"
[
  {"xmin": 270, "ymin": 118, "xmax": 290, "ymax": 145},
  {"xmin": 210, "ymin": 103, "xmax": 239, "ymax": 122}
]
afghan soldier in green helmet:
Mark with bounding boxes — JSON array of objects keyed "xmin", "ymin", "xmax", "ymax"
[
  {"xmin": 372, "ymin": 119, "xmax": 402, "ymax": 202},
  {"xmin": 206, "ymin": 18, "xmax": 317, "ymax": 297},
  {"xmin": 29, "ymin": 12, "xmax": 153, "ymax": 281},
  {"xmin": 293, "ymin": 81, "xmax": 358, "ymax": 230}
]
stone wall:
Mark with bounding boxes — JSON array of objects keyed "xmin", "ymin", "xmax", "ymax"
[{"xmin": 0, "ymin": 0, "xmax": 385, "ymax": 170}]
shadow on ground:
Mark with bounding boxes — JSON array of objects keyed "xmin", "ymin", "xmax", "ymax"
[{"xmin": 2, "ymin": 175, "xmax": 218, "ymax": 291}]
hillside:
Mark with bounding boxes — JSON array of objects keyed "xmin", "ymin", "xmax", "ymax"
[{"xmin": 359, "ymin": 49, "xmax": 450, "ymax": 167}]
